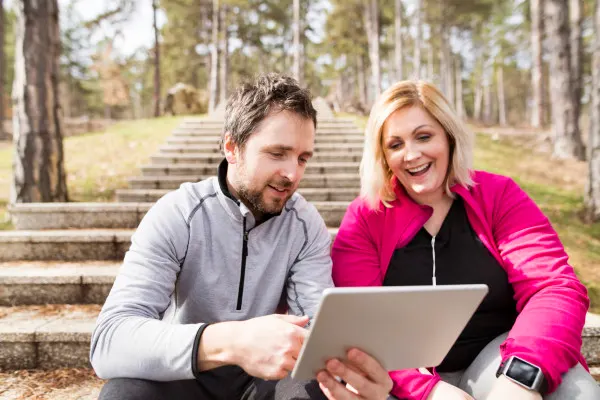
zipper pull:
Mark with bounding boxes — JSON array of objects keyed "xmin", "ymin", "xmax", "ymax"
[
  {"xmin": 244, "ymin": 231, "xmax": 249, "ymax": 242},
  {"xmin": 431, "ymin": 236, "xmax": 437, "ymax": 286}
]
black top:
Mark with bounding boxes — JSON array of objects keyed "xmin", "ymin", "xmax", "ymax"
[{"xmin": 383, "ymin": 198, "xmax": 518, "ymax": 372}]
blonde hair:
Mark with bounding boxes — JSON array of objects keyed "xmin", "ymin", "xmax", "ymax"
[{"xmin": 360, "ymin": 80, "xmax": 474, "ymax": 210}]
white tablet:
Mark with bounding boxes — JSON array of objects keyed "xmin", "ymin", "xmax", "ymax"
[{"xmin": 291, "ymin": 284, "xmax": 488, "ymax": 381}]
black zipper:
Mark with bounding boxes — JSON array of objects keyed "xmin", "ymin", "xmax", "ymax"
[{"xmin": 236, "ymin": 217, "xmax": 249, "ymax": 310}]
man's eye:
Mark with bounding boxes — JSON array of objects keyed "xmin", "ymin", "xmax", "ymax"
[
  {"xmin": 299, "ymin": 158, "xmax": 308, "ymax": 165},
  {"xmin": 271, "ymin": 152, "xmax": 283, "ymax": 158}
]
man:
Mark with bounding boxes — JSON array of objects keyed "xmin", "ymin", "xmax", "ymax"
[{"xmin": 91, "ymin": 74, "xmax": 393, "ymax": 400}]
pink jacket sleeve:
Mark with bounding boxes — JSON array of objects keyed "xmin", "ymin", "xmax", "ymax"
[
  {"xmin": 332, "ymin": 201, "xmax": 441, "ymax": 400},
  {"xmin": 493, "ymin": 178, "xmax": 589, "ymax": 393}
]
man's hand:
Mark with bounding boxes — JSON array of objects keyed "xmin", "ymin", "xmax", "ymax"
[
  {"xmin": 230, "ymin": 314, "xmax": 309, "ymax": 380},
  {"xmin": 485, "ymin": 375, "xmax": 542, "ymax": 400},
  {"xmin": 198, "ymin": 314, "xmax": 309, "ymax": 379},
  {"xmin": 316, "ymin": 348, "xmax": 393, "ymax": 400},
  {"xmin": 426, "ymin": 381, "xmax": 474, "ymax": 400}
]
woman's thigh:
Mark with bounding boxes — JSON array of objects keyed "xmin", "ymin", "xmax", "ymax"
[
  {"xmin": 545, "ymin": 363, "xmax": 600, "ymax": 400},
  {"xmin": 457, "ymin": 333, "xmax": 507, "ymax": 399},
  {"xmin": 456, "ymin": 332, "xmax": 600, "ymax": 399},
  {"xmin": 438, "ymin": 370, "xmax": 464, "ymax": 388}
]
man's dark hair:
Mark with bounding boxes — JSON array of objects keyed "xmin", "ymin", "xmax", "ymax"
[{"xmin": 222, "ymin": 73, "xmax": 317, "ymax": 151}]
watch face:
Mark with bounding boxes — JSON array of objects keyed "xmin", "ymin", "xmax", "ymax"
[{"xmin": 506, "ymin": 358, "xmax": 539, "ymax": 388}]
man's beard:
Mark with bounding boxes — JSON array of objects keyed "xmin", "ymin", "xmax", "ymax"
[
  {"xmin": 236, "ymin": 160, "xmax": 294, "ymax": 217},
  {"xmin": 237, "ymin": 177, "xmax": 293, "ymax": 217}
]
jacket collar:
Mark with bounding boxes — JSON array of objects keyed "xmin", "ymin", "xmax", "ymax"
[
  {"xmin": 215, "ymin": 159, "xmax": 255, "ymax": 226},
  {"xmin": 217, "ymin": 159, "xmax": 239, "ymax": 204}
]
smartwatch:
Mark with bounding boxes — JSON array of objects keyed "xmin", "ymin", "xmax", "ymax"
[{"xmin": 496, "ymin": 356, "xmax": 548, "ymax": 394}]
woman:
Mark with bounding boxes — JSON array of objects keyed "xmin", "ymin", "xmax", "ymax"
[{"xmin": 331, "ymin": 80, "xmax": 600, "ymax": 400}]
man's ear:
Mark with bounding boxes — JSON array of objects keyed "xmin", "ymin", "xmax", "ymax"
[{"xmin": 223, "ymin": 132, "xmax": 238, "ymax": 164}]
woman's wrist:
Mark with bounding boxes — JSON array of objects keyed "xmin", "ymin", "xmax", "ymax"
[{"xmin": 486, "ymin": 375, "xmax": 542, "ymax": 400}]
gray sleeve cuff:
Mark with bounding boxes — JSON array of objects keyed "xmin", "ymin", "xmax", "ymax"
[{"xmin": 191, "ymin": 323, "xmax": 211, "ymax": 379}]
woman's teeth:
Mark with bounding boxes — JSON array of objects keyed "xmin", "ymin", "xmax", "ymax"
[{"xmin": 407, "ymin": 163, "xmax": 430, "ymax": 175}]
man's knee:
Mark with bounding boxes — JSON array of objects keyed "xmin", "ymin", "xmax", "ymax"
[{"xmin": 98, "ymin": 378, "xmax": 164, "ymax": 400}]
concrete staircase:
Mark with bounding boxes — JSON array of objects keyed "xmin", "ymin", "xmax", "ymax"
[{"xmin": 0, "ymin": 99, "xmax": 599, "ymax": 388}]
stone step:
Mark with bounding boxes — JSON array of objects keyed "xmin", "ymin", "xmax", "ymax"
[
  {"xmin": 0, "ymin": 304, "xmax": 101, "ymax": 369},
  {"xmin": 140, "ymin": 162, "xmax": 359, "ymax": 177},
  {"xmin": 159, "ymin": 143, "xmax": 364, "ymax": 154},
  {"xmin": 0, "ymin": 228, "xmax": 339, "ymax": 262},
  {"xmin": 0, "ymin": 261, "xmax": 118, "ymax": 306},
  {"xmin": 0, "ymin": 230, "xmax": 133, "ymax": 261},
  {"xmin": 1, "ymin": 305, "xmax": 599, "ymax": 370},
  {"xmin": 171, "ymin": 128, "xmax": 363, "ymax": 135},
  {"xmin": 151, "ymin": 152, "xmax": 363, "ymax": 165},
  {"xmin": 179, "ymin": 118, "xmax": 356, "ymax": 127},
  {"xmin": 166, "ymin": 135, "xmax": 363, "ymax": 145},
  {"xmin": 9, "ymin": 203, "xmax": 150, "ymax": 230},
  {"xmin": 128, "ymin": 174, "xmax": 360, "ymax": 190},
  {"xmin": 8, "ymin": 202, "xmax": 349, "ymax": 230},
  {"xmin": 116, "ymin": 187, "xmax": 360, "ymax": 203},
  {"xmin": 313, "ymin": 98, "xmax": 336, "ymax": 119}
]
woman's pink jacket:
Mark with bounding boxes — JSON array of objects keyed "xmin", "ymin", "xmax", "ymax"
[{"xmin": 331, "ymin": 170, "xmax": 589, "ymax": 400}]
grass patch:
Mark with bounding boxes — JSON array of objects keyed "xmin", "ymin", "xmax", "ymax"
[
  {"xmin": 0, "ymin": 200, "xmax": 13, "ymax": 230},
  {"xmin": 63, "ymin": 116, "xmax": 185, "ymax": 202},
  {"xmin": 0, "ymin": 116, "xmax": 185, "ymax": 204},
  {"xmin": 474, "ymin": 134, "xmax": 600, "ymax": 311}
]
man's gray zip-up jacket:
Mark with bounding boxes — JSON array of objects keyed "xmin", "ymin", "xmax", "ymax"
[{"xmin": 90, "ymin": 162, "xmax": 334, "ymax": 381}]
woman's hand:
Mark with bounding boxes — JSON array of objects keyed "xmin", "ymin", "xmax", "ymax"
[
  {"xmin": 316, "ymin": 348, "xmax": 393, "ymax": 399},
  {"xmin": 485, "ymin": 375, "xmax": 542, "ymax": 400},
  {"xmin": 426, "ymin": 381, "xmax": 474, "ymax": 400}
]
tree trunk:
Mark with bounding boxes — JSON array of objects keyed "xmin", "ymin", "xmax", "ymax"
[
  {"xmin": 293, "ymin": 0, "xmax": 301, "ymax": 84},
  {"xmin": 0, "ymin": 0, "xmax": 4, "ymax": 138},
  {"xmin": 473, "ymin": 44, "xmax": 484, "ymax": 121},
  {"xmin": 570, "ymin": 0, "xmax": 583, "ymax": 131},
  {"xmin": 208, "ymin": 0, "xmax": 219, "ymax": 113},
  {"xmin": 413, "ymin": 0, "xmax": 421, "ymax": 79},
  {"xmin": 364, "ymin": 0, "xmax": 381, "ymax": 98},
  {"xmin": 546, "ymin": 0, "xmax": 585, "ymax": 160},
  {"xmin": 438, "ymin": 22, "xmax": 447, "ymax": 96},
  {"xmin": 219, "ymin": 4, "xmax": 228, "ymax": 104},
  {"xmin": 497, "ymin": 65, "xmax": 507, "ymax": 126},
  {"xmin": 152, "ymin": 0, "xmax": 161, "ymax": 117},
  {"xmin": 455, "ymin": 56, "xmax": 464, "ymax": 118},
  {"xmin": 585, "ymin": 0, "xmax": 600, "ymax": 220},
  {"xmin": 357, "ymin": 54, "xmax": 367, "ymax": 108},
  {"xmin": 299, "ymin": 28, "xmax": 305, "ymax": 87},
  {"xmin": 531, "ymin": 0, "xmax": 545, "ymax": 127},
  {"xmin": 394, "ymin": 0, "xmax": 403, "ymax": 81},
  {"xmin": 483, "ymin": 81, "xmax": 492, "ymax": 125},
  {"xmin": 427, "ymin": 41, "xmax": 434, "ymax": 81},
  {"xmin": 11, "ymin": 0, "xmax": 68, "ymax": 203},
  {"xmin": 474, "ymin": 82, "xmax": 483, "ymax": 121},
  {"xmin": 439, "ymin": 13, "xmax": 452, "ymax": 100},
  {"xmin": 445, "ymin": 37, "xmax": 454, "ymax": 109}
]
